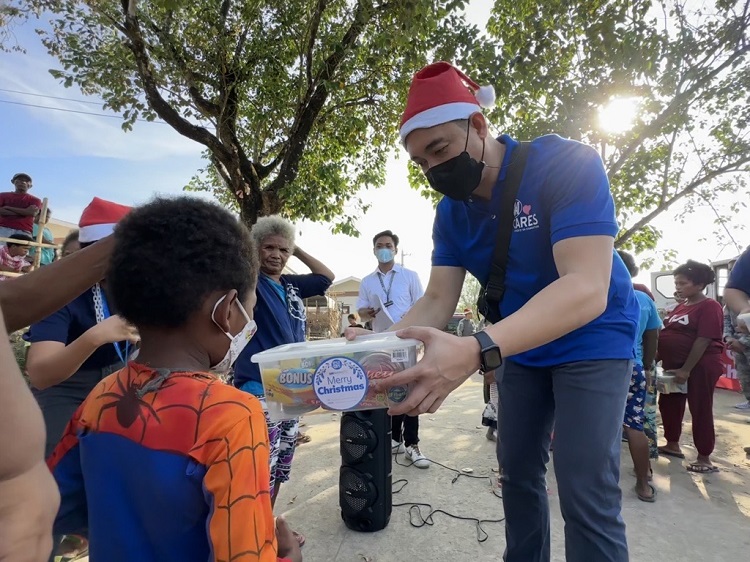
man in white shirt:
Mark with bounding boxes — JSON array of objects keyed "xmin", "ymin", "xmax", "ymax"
[{"xmin": 357, "ymin": 230, "xmax": 428, "ymax": 468}]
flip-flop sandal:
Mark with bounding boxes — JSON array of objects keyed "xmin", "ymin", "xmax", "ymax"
[
  {"xmin": 636, "ymin": 484, "xmax": 657, "ymax": 503},
  {"xmin": 296, "ymin": 433, "xmax": 312, "ymax": 445},
  {"xmin": 292, "ymin": 531, "xmax": 306, "ymax": 548},
  {"xmin": 687, "ymin": 463, "xmax": 719, "ymax": 474},
  {"xmin": 658, "ymin": 447, "xmax": 685, "ymax": 459}
]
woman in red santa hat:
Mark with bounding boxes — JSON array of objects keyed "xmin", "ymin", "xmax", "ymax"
[{"xmin": 24, "ymin": 197, "xmax": 137, "ymax": 560}]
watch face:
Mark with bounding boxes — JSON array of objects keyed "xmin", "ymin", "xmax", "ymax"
[{"xmin": 484, "ymin": 348, "xmax": 502, "ymax": 370}]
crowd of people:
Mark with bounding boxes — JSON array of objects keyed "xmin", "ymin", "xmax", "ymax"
[{"xmin": 0, "ymin": 60, "xmax": 748, "ymax": 562}]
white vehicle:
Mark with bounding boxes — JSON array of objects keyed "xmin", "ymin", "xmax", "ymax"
[{"xmin": 650, "ymin": 256, "xmax": 737, "ymax": 312}]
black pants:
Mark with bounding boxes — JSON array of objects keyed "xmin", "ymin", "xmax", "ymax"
[
  {"xmin": 33, "ymin": 364, "xmax": 122, "ymax": 457},
  {"xmin": 36, "ymin": 365, "xmax": 121, "ymax": 562},
  {"xmin": 391, "ymin": 414, "xmax": 419, "ymax": 446}
]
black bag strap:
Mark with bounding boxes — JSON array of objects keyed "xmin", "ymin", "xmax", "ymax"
[{"xmin": 477, "ymin": 141, "xmax": 531, "ymax": 324}]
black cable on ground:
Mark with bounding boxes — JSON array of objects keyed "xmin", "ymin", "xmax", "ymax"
[{"xmin": 390, "ymin": 451, "xmax": 505, "ymax": 543}]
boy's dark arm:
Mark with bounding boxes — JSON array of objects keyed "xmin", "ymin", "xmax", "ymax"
[{"xmin": 0, "ymin": 237, "xmax": 114, "ymax": 332}]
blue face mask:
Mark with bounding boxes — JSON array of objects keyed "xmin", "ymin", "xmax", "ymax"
[{"xmin": 376, "ymin": 248, "xmax": 395, "ymax": 263}]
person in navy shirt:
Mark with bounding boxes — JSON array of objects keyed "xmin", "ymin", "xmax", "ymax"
[
  {"xmin": 24, "ymin": 197, "xmax": 136, "ymax": 459},
  {"xmin": 233, "ymin": 215, "xmax": 334, "ymax": 545},
  {"xmin": 23, "ymin": 197, "xmax": 135, "ymax": 562},
  {"xmin": 370, "ymin": 62, "xmax": 639, "ymax": 562}
]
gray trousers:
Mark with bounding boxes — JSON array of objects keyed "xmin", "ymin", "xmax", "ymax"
[{"xmin": 498, "ymin": 359, "xmax": 631, "ymax": 562}]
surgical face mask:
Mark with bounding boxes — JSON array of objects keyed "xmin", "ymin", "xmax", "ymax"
[
  {"xmin": 376, "ymin": 248, "xmax": 395, "ymax": 263},
  {"xmin": 425, "ymin": 122, "xmax": 485, "ymax": 201},
  {"xmin": 210, "ymin": 295, "xmax": 257, "ymax": 374}
]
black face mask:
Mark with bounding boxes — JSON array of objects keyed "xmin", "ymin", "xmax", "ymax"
[{"xmin": 425, "ymin": 122, "xmax": 485, "ymax": 201}]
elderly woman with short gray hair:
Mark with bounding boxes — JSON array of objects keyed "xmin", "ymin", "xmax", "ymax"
[{"xmin": 232, "ymin": 215, "xmax": 334, "ymax": 547}]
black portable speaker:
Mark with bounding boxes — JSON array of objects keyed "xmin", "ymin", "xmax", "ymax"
[{"xmin": 339, "ymin": 409, "xmax": 392, "ymax": 532}]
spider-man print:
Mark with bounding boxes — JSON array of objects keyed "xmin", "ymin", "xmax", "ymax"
[{"xmin": 48, "ymin": 363, "xmax": 282, "ymax": 562}]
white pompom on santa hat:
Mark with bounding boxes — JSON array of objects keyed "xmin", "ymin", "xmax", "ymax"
[
  {"xmin": 78, "ymin": 197, "xmax": 132, "ymax": 243},
  {"xmin": 399, "ymin": 61, "xmax": 496, "ymax": 143}
]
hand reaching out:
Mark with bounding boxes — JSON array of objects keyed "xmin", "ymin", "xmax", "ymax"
[
  {"xmin": 275, "ymin": 516, "xmax": 302, "ymax": 562},
  {"xmin": 726, "ymin": 338, "xmax": 745, "ymax": 353},
  {"xmin": 344, "ymin": 326, "xmax": 373, "ymax": 340},
  {"xmin": 371, "ymin": 326, "xmax": 480, "ymax": 416},
  {"xmin": 91, "ymin": 315, "xmax": 139, "ymax": 346}
]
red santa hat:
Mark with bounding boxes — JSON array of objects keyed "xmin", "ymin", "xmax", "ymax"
[
  {"xmin": 78, "ymin": 197, "xmax": 131, "ymax": 243},
  {"xmin": 399, "ymin": 61, "xmax": 495, "ymax": 142}
]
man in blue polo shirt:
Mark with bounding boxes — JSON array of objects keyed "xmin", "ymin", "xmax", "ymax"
[
  {"xmin": 723, "ymin": 246, "xmax": 750, "ymax": 455},
  {"xmin": 372, "ymin": 62, "xmax": 639, "ymax": 561},
  {"xmin": 233, "ymin": 215, "xmax": 334, "ymax": 545}
]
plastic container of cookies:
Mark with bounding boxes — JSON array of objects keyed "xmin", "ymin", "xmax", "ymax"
[
  {"xmin": 251, "ymin": 333, "xmax": 422, "ymax": 421},
  {"xmin": 656, "ymin": 370, "xmax": 688, "ymax": 394}
]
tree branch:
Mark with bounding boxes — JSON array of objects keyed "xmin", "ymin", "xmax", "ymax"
[
  {"xmin": 696, "ymin": 190, "xmax": 743, "ymax": 255},
  {"xmin": 211, "ymin": 154, "xmax": 232, "ymax": 187},
  {"xmin": 256, "ymin": 148, "xmax": 287, "ymax": 179},
  {"xmin": 140, "ymin": 17, "xmax": 222, "ymax": 118},
  {"xmin": 659, "ymin": 130, "xmax": 679, "ymax": 205},
  {"xmin": 117, "ymin": 9, "xmax": 232, "ymax": 164},
  {"xmin": 233, "ymin": 22, "xmax": 251, "ymax": 64},
  {"xmin": 320, "ymin": 95, "xmax": 376, "ymax": 118},
  {"xmin": 306, "ymin": 0, "xmax": 328, "ymax": 88},
  {"xmin": 616, "ymin": 157, "xmax": 750, "ymax": 247},
  {"xmin": 220, "ymin": 0, "xmax": 231, "ymax": 24},
  {"xmin": 608, "ymin": 39, "xmax": 750, "ymax": 177},
  {"xmin": 265, "ymin": 0, "xmax": 376, "ymax": 192}
]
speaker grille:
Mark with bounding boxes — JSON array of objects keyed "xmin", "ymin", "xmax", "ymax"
[
  {"xmin": 340, "ymin": 468, "xmax": 377, "ymax": 512},
  {"xmin": 341, "ymin": 416, "xmax": 369, "ymax": 440},
  {"xmin": 340, "ymin": 416, "xmax": 377, "ymax": 464},
  {"xmin": 339, "ymin": 410, "xmax": 392, "ymax": 532}
]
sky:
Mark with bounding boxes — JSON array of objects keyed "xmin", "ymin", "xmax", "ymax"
[{"xmin": 0, "ymin": 0, "xmax": 745, "ymax": 292}]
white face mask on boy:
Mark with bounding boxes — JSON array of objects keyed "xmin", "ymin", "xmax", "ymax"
[{"xmin": 210, "ymin": 294, "xmax": 257, "ymax": 375}]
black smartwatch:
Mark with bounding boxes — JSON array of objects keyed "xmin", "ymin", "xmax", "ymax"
[{"xmin": 472, "ymin": 330, "xmax": 503, "ymax": 373}]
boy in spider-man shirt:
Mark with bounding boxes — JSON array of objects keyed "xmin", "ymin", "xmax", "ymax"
[{"xmin": 48, "ymin": 197, "xmax": 301, "ymax": 562}]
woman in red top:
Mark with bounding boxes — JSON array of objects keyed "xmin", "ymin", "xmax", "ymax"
[{"xmin": 658, "ymin": 260, "xmax": 724, "ymax": 473}]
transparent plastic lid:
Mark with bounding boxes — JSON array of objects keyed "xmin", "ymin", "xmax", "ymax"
[{"xmin": 250, "ymin": 333, "xmax": 421, "ymax": 363}]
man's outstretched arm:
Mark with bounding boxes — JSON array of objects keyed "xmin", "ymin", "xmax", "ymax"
[{"xmin": 0, "ymin": 236, "xmax": 114, "ymax": 332}]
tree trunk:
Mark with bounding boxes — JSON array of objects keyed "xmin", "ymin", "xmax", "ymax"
[{"xmin": 237, "ymin": 189, "xmax": 281, "ymax": 228}]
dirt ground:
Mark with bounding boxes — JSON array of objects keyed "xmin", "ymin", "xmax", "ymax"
[
  {"xmin": 274, "ymin": 374, "xmax": 750, "ymax": 562},
  {"xmin": 70, "ymin": 375, "xmax": 750, "ymax": 562}
]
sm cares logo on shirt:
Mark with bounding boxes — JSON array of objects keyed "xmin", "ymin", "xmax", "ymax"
[{"xmin": 513, "ymin": 199, "xmax": 539, "ymax": 232}]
